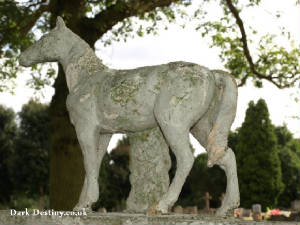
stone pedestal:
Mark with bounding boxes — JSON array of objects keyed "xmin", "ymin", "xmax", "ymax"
[
  {"xmin": 1, "ymin": 211, "xmax": 298, "ymax": 225},
  {"xmin": 126, "ymin": 127, "xmax": 171, "ymax": 213}
]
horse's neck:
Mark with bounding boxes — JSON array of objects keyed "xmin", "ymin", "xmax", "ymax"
[{"xmin": 63, "ymin": 46, "xmax": 107, "ymax": 92}]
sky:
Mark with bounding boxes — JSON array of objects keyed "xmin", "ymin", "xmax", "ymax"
[{"xmin": 0, "ymin": 0, "xmax": 299, "ymax": 155}]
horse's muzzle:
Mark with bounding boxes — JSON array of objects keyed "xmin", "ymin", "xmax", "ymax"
[{"xmin": 19, "ymin": 54, "xmax": 30, "ymax": 67}]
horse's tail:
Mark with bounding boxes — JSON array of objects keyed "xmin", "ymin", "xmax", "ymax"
[
  {"xmin": 206, "ymin": 70, "xmax": 238, "ymax": 166},
  {"xmin": 191, "ymin": 70, "xmax": 238, "ymax": 167}
]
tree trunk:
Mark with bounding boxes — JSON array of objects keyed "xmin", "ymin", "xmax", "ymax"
[
  {"xmin": 126, "ymin": 128, "xmax": 171, "ymax": 212},
  {"xmin": 49, "ymin": 65, "xmax": 85, "ymax": 210},
  {"xmin": 38, "ymin": 186, "xmax": 44, "ymax": 210}
]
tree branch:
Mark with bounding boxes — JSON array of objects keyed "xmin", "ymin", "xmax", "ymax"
[
  {"xmin": 19, "ymin": 4, "xmax": 50, "ymax": 37},
  {"xmin": 224, "ymin": 0, "xmax": 294, "ymax": 88},
  {"xmin": 80, "ymin": 0, "xmax": 179, "ymax": 44}
]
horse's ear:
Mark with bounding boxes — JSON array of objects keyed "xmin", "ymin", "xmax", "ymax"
[{"xmin": 56, "ymin": 16, "xmax": 66, "ymax": 30}]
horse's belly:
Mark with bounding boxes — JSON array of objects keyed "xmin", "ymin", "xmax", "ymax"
[
  {"xmin": 99, "ymin": 102, "xmax": 157, "ymax": 133},
  {"xmin": 98, "ymin": 89, "xmax": 158, "ymax": 133},
  {"xmin": 100, "ymin": 110, "xmax": 157, "ymax": 133}
]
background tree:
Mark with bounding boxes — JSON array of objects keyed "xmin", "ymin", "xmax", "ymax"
[
  {"xmin": 177, "ymin": 153, "xmax": 226, "ymax": 209},
  {"xmin": 94, "ymin": 137, "xmax": 131, "ymax": 211},
  {"xmin": 1, "ymin": 0, "xmax": 299, "ymax": 210},
  {"xmin": 274, "ymin": 125, "xmax": 300, "ymax": 208},
  {"xmin": 235, "ymin": 99, "xmax": 284, "ymax": 210},
  {"xmin": 0, "ymin": 105, "xmax": 17, "ymax": 206},
  {"xmin": 12, "ymin": 99, "xmax": 50, "ymax": 210}
]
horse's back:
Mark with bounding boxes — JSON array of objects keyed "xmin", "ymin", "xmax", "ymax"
[{"xmin": 97, "ymin": 62, "xmax": 216, "ymax": 133}]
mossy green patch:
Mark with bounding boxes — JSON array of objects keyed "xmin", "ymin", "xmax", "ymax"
[
  {"xmin": 111, "ymin": 79, "xmax": 140, "ymax": 106},
  {"xmin": 154, "ymin": 70, "xmax": 168, "ymax": 92}
]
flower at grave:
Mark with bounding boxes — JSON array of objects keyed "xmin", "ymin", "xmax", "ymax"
[
  {"xmin": 234, "ymin": 209, "xmax": 242, "ymax": 217},
  {"xmin": 267, "ymin": 208, "xmax": 280, "ymax": 216}
]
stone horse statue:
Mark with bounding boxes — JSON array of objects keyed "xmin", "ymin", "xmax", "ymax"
[{"xmin": 20, "ymin": 17, "xmax": 239, "ymax": 216}]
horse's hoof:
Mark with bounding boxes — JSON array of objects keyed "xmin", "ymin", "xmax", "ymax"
[
  {"xmin": 147, "ymin": 201, "xmax": 170, "ymax": 215},
  {"xmin": 215, "ymin": 207, "xmax": 227, "ymax": 217},
  {"xmin": 215, "ymin": 207, "xmax": 235, "ymax": 218},
  {"xmin": 215, "ymin": 201, "xmax": 238, "ymax": 217},
  {"xmin": 73, "ymin": 204, "xmax": 92, "ymax": 213},
  {"xmin": 147, "ymin": 202, "xmax": 161, "ymax": 215},
  {"xmin": 147, "ymin": 201, "xmax": 169, "ymax": 215},
  {"xmin": 216, "ymin": 194, "xmax": 239, "ymax": 217}
]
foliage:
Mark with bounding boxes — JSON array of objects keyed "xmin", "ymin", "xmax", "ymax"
[
  {"xmin": 0, "ymin": 105, "xmax": 17, "ymax": 204},
  {"xmin": 234, "ymin": 99, "xmax": 284, "ymax": 210},
  {"xmin": 228, "ymin": 130, "xmax": 239, "ymax": 151},
  {"xmin": 0, "ymin": 0, "xmax": 190, "ymax": 91},
  {"xmin": 0, "ymin": 0, "xmax": 299, "ymax": 91},
  {"xmin": 0, "ymin": 1, "xmax": 49, "ymax": 91},
  {"xmin": 12, "ymin": 99, "xmax": 50, "ymax": 198},
  {"xmin": 8, "ymin": 194, "xmax": 42, "ymax": 211},
  {"xmin": 275, "ymin": 125, "xmax": 300, "ymax": 207},
  {"xmin": 196, "ymin": 0, "xmax": 300, "ymax": 88}
]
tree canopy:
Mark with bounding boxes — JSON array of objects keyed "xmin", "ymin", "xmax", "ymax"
[
  {"xmin": 0, "ymin": 0, "xmax": 299, "ymax": 91},
  {"xmin": 0, "ymin": 100, "xmax": 50, "ymax": 210},
  {"xmin": 0, "ymin": 105, "xmax": 17, "ymax": 204},
  {"xmin": 12, "ymin": 99, "xmax": 50, "ymax": 198},
  {"xmin": 234, "ymin": 99, "xmax": 284, "ymax": 210},
  {"xmin": 275, "ymin": 125, "xmax": 300, "ymax": 207}
]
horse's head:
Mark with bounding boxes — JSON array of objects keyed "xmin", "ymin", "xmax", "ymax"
[{"xmin": 20, "ymin": 17, "xmax": 69, "ymax": 67}]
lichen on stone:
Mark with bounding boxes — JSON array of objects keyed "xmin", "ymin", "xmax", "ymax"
[
  {"xmin": 180, "ymin": 66, "xmax": 201, "ymax": 86},
  {"xmin": 77, "ymin": 49, "xmax": 107, "ymax": 76},
  {"xmin": 111, "ymin": 78, "xmax": 141, "ymax": 106},
  {"xmin": 154, "ymin": 70, "xmax": 168, "ymax": 92}
]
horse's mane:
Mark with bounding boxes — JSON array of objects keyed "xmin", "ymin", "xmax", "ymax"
[
  {"xmin": 66, "ymin": 27, "xmax": 107, "ymax": 76},
  {"xmin": 76, "ymin": 48, "xmax": 107, "ymax": 76}
]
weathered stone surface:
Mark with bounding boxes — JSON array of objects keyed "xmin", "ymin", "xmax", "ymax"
[
  {"xmin": 19, "ymin": 17, "xmax": 240, "ymax": 215},
  {"xmin": 1, "ymin": 211, "xmax": 298, "ymax": 225},
  {"xmin": 126, "ymin": 128, "xmax": 171, "ymax": 212}
]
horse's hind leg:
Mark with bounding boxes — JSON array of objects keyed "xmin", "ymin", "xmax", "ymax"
[
  {"xmin": 191, "ymin": 70, "xmax": 240, "ymax": 216},
  {"xmin": 215, "ymin": 148, "xmax": 239, "ymax": 216},
  {"xmin": 152, "ymin": 74, "xmax": 213, "ymax": 213},
  {"xmin": 192, "ymin": 120, "xmax": 240, "ymax": 217},
  {"xmin": 152, "ymin": 124, "xmax": 194, "ymax": 213}
]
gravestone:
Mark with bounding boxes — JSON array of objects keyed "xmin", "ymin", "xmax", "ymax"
[
  {"xmin": 291, "ymin": 200, "xmax": 300, "ymax": 211},
  {"xmin": 241, "ymin": 209, "xmax": 251, "ymax": 217},
  {"xmin": 252, "ymin": 204, "xmax": 262, "ymax": 221},
  {"xmin": 184, "ymin": 206, "xmax": 198, "ymax": 214},
  {"xmin": 173, "ymin": 205, "xmax": 183, "ymax": 214},
  {"xmin": 126, "ymin": 128, "xmax": 171, "ymax": 213},
  {"xmin": 219, "ymin": 193, "xmax": 225, "ymax": 206},
  {"xmin": 97, "ymin": 208, "xmax": 107, "ymax": 213},
  {"xmin": 205, "ymin": 192, "xmax": 212, "ymax": 212}
]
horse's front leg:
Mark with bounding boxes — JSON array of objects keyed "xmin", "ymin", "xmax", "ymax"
[{"xmin": 72, "ymin": 118, "xmax": 111, "ymax": 212}]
